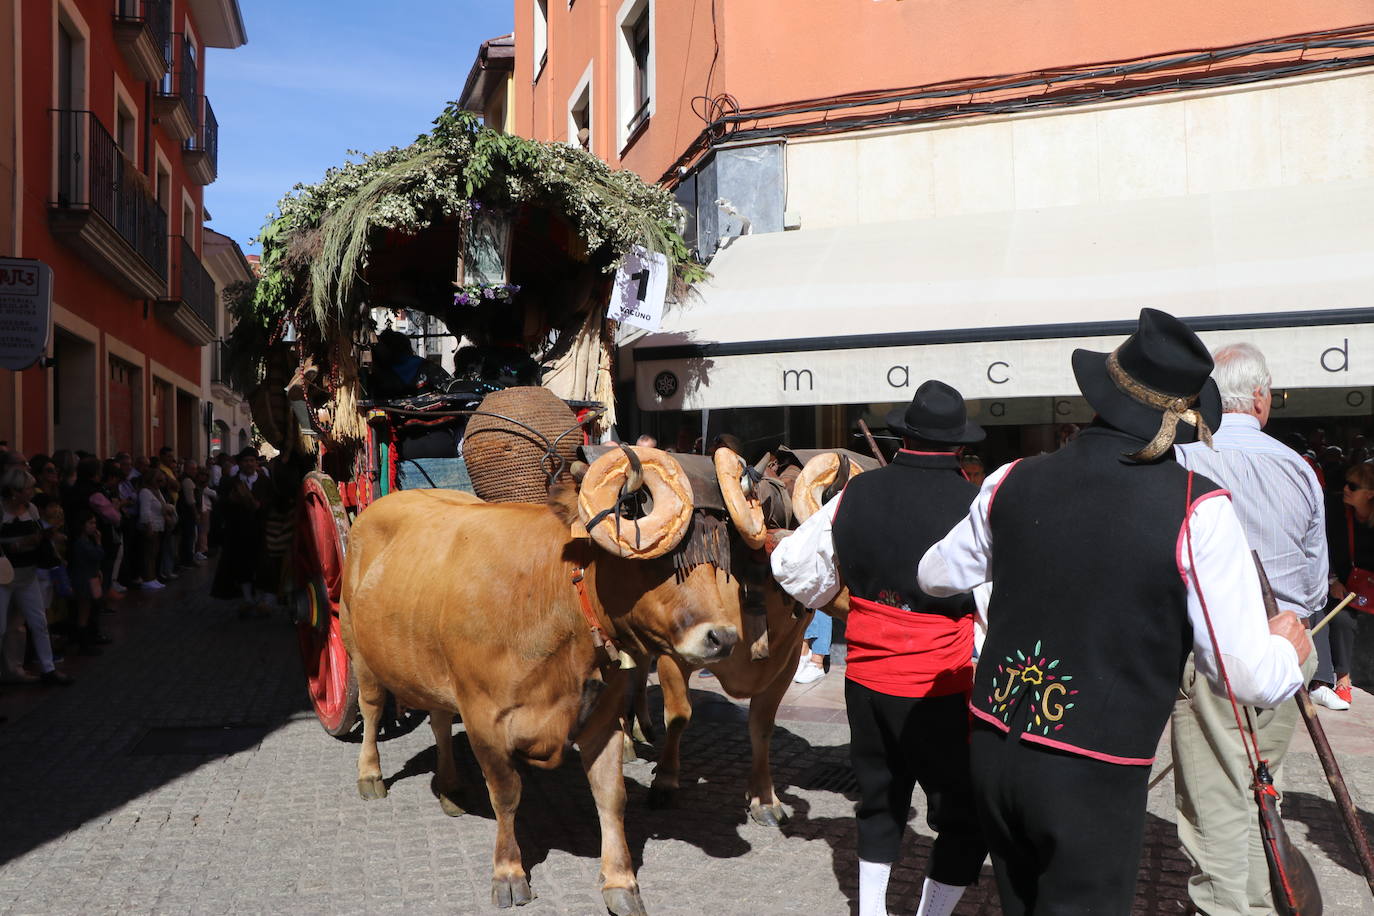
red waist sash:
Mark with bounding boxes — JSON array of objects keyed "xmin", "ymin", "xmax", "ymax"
[{"xmin": 844, "ymin": 596, "xmax": 974, "ymax": 698}]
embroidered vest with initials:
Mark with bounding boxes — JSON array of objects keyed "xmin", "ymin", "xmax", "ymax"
[{"xmin": 972, "ymin": 426, "xmax": 1222, "ymax": 765}]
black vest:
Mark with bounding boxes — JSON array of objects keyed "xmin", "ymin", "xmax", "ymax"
[
  {"xmin": 832, "ymin": 451, "xmax": 977, "ymax": 618},
  {"xmin": 972, "ymin": 426, "xmax": 1221, "ymax": 764}
]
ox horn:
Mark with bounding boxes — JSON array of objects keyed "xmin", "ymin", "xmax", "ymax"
[
  {"xmin": 619, "ymin": 443, "xmax": 644, "ymax": 495},
  {"xmin": 741, "ymin": 452, "xmax": 770, "ymax": 497}
]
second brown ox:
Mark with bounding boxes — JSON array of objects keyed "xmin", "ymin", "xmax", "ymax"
[{"xmin": 339, "ymin": 451, "xmax": 742, "ymax": 916}]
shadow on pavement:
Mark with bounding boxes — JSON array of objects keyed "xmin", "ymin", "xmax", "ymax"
[
  {"xmin": 0, "ymin": 568, "xmax": 314, "ymax": 868},
  {"xmin": 1283, "ymin": 790, "xmax": 1374, "ymax": 878},
  {"xmin": 376, "ymin": 680, "xmax": 1005, "ymax": 914}
]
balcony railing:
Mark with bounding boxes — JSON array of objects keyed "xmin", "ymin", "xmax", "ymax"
[
  {"xmin": 184, "ymin": 96, "xmax": 218, "ymax": 185},
  {"xmin": 168, "ymin": 236, "xmax": 216, "ymax": 330},
  {"xmin": 112, "ymin": 0, "xmax": 170, "ymax": 81},
  {"xmin": 50, "ymin": 109, "xmax": 168, "ymax": 292},
  {"xmin": 181, "ymin": 39, "xmax": 200, "ymax": 131},
  {"xmin": 211, "ymin": 340, "xmax": 230, "ymax": 385},
  {"xmin": 154, "ymin": 34, "xmax": 198, "ymax": 140}
]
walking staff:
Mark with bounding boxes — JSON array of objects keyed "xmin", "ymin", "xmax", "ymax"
[{"xmin": 918, "ymin": 309, "xmax": 1310, "ymax": 914}]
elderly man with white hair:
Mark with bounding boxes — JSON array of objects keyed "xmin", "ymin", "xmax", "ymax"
[{"xmin": 1172, "ymin": 341, "xmax": 1326, "ymax": 916}]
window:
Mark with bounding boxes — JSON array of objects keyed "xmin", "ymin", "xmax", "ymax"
[
  {"xmin": 116, "ymin": 101, "xmax": 136, "ymax": 158},
  {"xmin": 532, "ymin": 0, "xmax": 548, "ymax": 81},
  {"xmin": 182, "ymin": 201, "xmax": 196, "ymax": 246},
  {"xmin": 155, "ymin": 163, "xmax": 170, "ymax": 213},
  {"xmin": 568, "ymin": 67, "xmax": 592, "ymax": 152},
  {"xmin": 631, "ymin": 14, "xmax": 649, "ymax": 119},
  {"xmin": 616, "ymin": 0, "xmax": 653, "ymax": 148}
]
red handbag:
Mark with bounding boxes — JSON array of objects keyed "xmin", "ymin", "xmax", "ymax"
[{"xmin": 1344, "ymin": 510, "xmax": 1374, "ymax": 613}]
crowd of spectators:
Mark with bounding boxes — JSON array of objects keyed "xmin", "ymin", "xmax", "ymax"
[{"xmin": 0, "ymin": 443, "xmax": 288, "ymax": 695}]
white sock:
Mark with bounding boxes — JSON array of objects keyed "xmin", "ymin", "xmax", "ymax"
[
  {"xmin": 859, "ymin": 859, "xmax": 891, "ymax": 916},
  {"xmin": 914, "ymin": 877, "xmax": 965, "ymax": 916}
]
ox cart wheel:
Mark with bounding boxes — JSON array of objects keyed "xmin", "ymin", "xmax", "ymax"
[
  {"xmin": 295, "ymin": 471, "xmax": 428, "ymax": 741},
  {"xmin": 296, "ymin": 472, "xmax": 360, "ymax": 737}
]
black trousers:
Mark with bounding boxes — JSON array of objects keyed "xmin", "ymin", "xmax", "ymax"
[
  {"xmin": 970, "ymin": 722, "xmax": 1149, "ymax": 915},
  {"xmin": 845, "ymin": 679, "xmax": 986, "ymax": 885}
]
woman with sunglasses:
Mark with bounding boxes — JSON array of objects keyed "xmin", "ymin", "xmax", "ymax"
[{"xmin": 1321, "ymin": 463, "xmax": 1374, "ymax": 709}]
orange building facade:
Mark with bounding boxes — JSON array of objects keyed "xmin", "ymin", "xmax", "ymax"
[
  {"xmin": 1, "ymin": 0, "xmax": 246, "ymax": 460},
  {"xmin": 511, "ymin": 1, "xmax": 1374, "ymax": 185}
]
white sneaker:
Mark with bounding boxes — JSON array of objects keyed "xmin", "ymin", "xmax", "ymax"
[
  {"xmin": 793, "ymin": 660, "xmax": 826, "ymax": 684},
  {"xmin": 1311, "ymin": 685, "xmax": 1350, "ymax": 710},
  {"xmin": 141, "ymin": 580, "xmax": 166, "ymax": 591},
  {"xmin": 111, "ymin": 582, "xmax": 127, "ymax": 594}
]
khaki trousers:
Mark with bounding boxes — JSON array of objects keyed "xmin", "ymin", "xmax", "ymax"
[{"xmin": 1170, "ymin": 651, "xmax": 1318, "ymax": 916}]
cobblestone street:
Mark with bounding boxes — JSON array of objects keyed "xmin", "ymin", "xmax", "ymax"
[{"xmin": 1, "ymin": 567, "xmax": 1371, "ymax": 915}]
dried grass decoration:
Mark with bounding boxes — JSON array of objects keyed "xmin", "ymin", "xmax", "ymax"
[{"xmin": 463, "ymin": 387, "xmax": 583, "ymax": 503}]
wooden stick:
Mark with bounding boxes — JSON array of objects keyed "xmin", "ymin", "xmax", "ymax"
[
  {"xmin": 1147, "ymin": 763, "xmax": 1173, "ymax": 791},
  {"xmin": 856, "ymin": 419, "xmax": 887, "ymax": 467},
  {"xmin": 1255, "ymin": 553, "xmax": 1374, "ymax": 901},
  {"xmin": 1309, "ymin": 592, "xmax": 1357, "ymax": 637}
]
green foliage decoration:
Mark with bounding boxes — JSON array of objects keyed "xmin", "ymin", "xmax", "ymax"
[{"xmin": 243, "ymin": 104, "xmax": 702, "ymax": 345}]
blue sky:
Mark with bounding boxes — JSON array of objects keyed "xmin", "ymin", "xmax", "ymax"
[{"xmin": 204, "ymin": 1, "xmax": 514, "ymax": 254}]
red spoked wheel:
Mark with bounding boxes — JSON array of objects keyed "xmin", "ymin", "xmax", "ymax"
[{"xmin": 295, "ymin": 472, "xmax": 359, "ymax": 738}]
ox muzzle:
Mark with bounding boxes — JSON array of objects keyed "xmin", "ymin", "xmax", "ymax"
[{"xmin": 675, "ymin": 623, "xmax": 740, "ymax": 666}]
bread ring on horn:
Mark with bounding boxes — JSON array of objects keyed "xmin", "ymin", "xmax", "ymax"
[
  {"xmin": 713, "ymin": 447, "xmax": 767, "ymax": 550},
  {"xmin": 578, "ymin": 446, "xmax": 694, "ymax": 559},
  {"xmin": 793, "ymin": 453, "xmax": 865, "ymax": 523}
]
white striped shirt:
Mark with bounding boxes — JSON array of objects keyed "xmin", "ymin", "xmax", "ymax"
[{"xmin": 1175, "ymin": 413, "xmax": 1328, "ymax": 618}]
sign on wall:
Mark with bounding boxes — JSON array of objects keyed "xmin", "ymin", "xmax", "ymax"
[
  {"xmin": 0, "ymin": 258, "xmax": 53, "ymax": 371},
  {"xmin": 636, "ymin": 323, "xmax": 1374, "ymax": 411},
  {"xmin": 609, "ymin": 246, "xmax": 668, "ymax": 332}
]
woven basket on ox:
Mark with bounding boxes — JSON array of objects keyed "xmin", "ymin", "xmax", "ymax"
[{"xmin": 463, "ymin": 387, "xmax": 582, "ymax": 503}]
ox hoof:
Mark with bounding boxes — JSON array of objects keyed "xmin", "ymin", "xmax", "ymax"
[
  {"xmin": 491, "ymin": 875, "xmax": 534, "ymax": 908},
  {"xmin": 645, "ymin": 785, "xmax": 674, "ymax": 810},
  {"xmin": 749, "ymin": 802, "xmax": 788, "ymax": 828},
  {"xmin": 603, "ymin": 885, "xmax": 648, "ymax": 916},
  {"xmin": 357, "ymin": 776, "xmax": 388, "ymax": 801},
  {"xmin": 438, "ymin": 793, "xmax": 466, "ymax": 818}
]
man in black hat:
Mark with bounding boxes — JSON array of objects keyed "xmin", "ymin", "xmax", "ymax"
[
  {"xmin": 918, "ymin": 308, "xmax": 1310, "ymax": 913},
  {"xmin": 772, "ymin": 380, "xmax": 988, "ymax": 916}
]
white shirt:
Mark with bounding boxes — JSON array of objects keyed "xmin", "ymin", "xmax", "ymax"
[
  {"xmin": 1176, "ymin": 413, "xmax": 1328, "ymax": 618},
  {"xmin": 771, "ymin": 496, "xmax": 844, "ymax": 608},
  {"xmin": 918, "ymin": 462, "xmax": 1304, "ymax": 709}
]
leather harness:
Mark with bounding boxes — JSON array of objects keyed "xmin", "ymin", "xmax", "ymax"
[{"xmin": 570, "ymin": 564, "xmax": 620, "ymax": 665}]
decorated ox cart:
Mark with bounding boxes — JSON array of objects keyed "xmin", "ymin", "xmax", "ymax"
[{"xmin": 226, "ymin": 108, "xmax": 701, "ymax": 737}]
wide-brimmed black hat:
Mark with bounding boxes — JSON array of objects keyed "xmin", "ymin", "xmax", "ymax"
[
  {"xmin": 885, "ymin": 380, "xmax": 985, "ymax": 445},
  {"xmin": 1071, "ymin": 308, "xmax": 1222, "ymax": 461}
]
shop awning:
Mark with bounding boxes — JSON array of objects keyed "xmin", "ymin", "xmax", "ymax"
[{"xmin": 629, "ymin": 180, "xmax": 1374, "ymax": 411}]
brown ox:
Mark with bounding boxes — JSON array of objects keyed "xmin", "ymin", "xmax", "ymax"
[
  {"xmin": 643, "ymin": 584, "xmax": 810, "ymax": 827},
  {"xmin": 638, "ymin": 449, "xmax": 861, "ymax": 827},
  {"xmin": 340, "ymin": 486, "xmax": 741, "ymax": 915}
]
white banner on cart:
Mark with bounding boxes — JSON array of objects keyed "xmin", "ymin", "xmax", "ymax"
[{"xmin": 609, "ymin": 246, "xmax": 668, "ymax": 332}]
